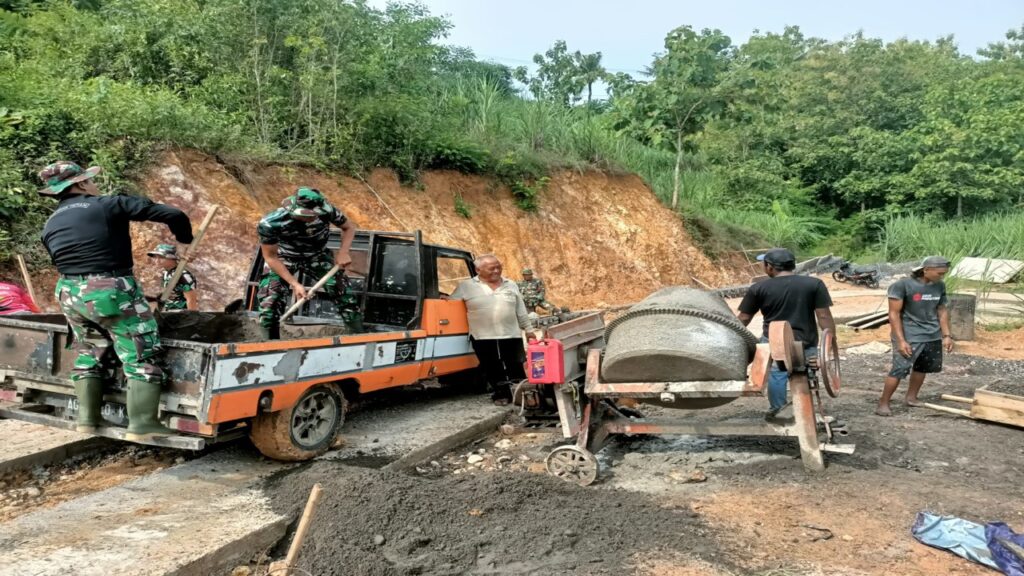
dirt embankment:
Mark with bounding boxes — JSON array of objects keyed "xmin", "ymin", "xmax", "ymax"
[{"xmin": 20, "ymin": 150, "xmax": 738, "ymax": 312}]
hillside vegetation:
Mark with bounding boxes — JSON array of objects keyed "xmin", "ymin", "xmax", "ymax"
[{"xmin": 1, "ymin": 1, "xmax": 1022, "ymax": 264}]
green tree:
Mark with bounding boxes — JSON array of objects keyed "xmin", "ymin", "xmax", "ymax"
[
  {"xmin": 572, "ymin": 50, "xmax": 606, "ymax": 105},
  {"xmin": 514, "ymin": 40, "xmax": 606, "ymax": 106},
  {"xmin": 616, "ymin": 26, "xmax": 735, "ymax": 209}
]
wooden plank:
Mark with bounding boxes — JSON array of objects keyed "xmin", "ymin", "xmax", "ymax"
[
  {"xmin": 940, "ymin": 394, "xmax": 974, "ymax": 405},
  {"xmin": 974, "ymin": 389, "xmax": 1024, "ymax": 412},
  {"xmin": 921, "ymin": 402, "xmax": 971, "ymax": 418},
  {"xmin": 969, "ymin": 405, "xmax": 1024, "ymax": 429},
  {"xmin": 586, "ymin": 380, "xmax": 753, "ymax": 398}
]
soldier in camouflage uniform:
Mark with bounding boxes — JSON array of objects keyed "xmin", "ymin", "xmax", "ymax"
[
  {"xmin": 257, "ymin": 187, "xmax": 361, "ymax": 338},
  {"xmin": 518, "ymin": 268, "xmax": 557, "ymax": 314},
  {"xmin": 39, "ymin": 161, "xmax": 193, "ymax": 439},
  {"xmin": 147, "ymin": 244, "xmax": 198, "ymax": 311}
]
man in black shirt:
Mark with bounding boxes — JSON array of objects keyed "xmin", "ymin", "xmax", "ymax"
[
  {"xmin": 735, "ymin": 248, "xmax": 837, "ymax": 418},
  {"xmin": 39, "ymin": 161, "xmax": 193, "ymax": 440}
]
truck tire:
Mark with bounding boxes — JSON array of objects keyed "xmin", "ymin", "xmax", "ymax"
[{"xmin": 250, "ymin": 384, "xmax": 346, "ymax": 461}]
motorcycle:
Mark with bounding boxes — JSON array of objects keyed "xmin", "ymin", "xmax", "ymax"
[{"xmin": 832, "ymin": 262, "xmax": 880, "ymax": 289}]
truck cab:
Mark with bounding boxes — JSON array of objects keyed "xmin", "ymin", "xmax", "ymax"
[{"xmin": 242, "ymin": 230, "xmax": 476, "ymax": 331}]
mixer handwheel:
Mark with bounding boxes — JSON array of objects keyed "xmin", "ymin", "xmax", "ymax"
[
  {"xmin": 820, "ymin": 329, "xmax": 842, "ymax": 398},
  {"xmin": 545, "ymin": 446, "xmax": 599, "ymax": 486}
]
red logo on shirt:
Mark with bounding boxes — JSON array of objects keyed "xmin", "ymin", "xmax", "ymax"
[{"xmin": 912, "ymin": 293, "xmax": 923, "ymax": 302}]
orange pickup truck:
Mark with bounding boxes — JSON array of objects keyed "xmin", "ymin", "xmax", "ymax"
[{"xmin": 0, "ymin": 231, "xmax": 484, "ymax": 460}]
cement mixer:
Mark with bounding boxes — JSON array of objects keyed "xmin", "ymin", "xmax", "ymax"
[{"xmin": 532, "ymin": 287, "xmax": 853, "ymax": 486}]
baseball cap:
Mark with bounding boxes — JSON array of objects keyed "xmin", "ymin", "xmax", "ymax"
[
  {"xmin": 756, "ymin": 248, "xmax": 796, "ymax": 267},
  {"xmin": 912, "ymin": 256, "xmax": 951, "ymax": 272},
  {"xmin": 281, "ymin": 187, "xmax": 328, "ymax": 218},
  {"xmin": 37, "ymin": 161, "xmax": 102, "ymax": 196}
]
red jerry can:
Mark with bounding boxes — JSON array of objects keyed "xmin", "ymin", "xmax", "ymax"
[{"xmin": 527, "ymin": 339, "xmax": 565, "ymax": 384}]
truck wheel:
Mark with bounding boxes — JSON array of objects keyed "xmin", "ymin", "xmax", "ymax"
[{"xmin": 250, "ymin": 384, "xmax": 346, "ymax": 461}]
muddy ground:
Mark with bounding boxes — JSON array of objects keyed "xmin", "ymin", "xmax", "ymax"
[
  {"xmin": 0, "ymin": 444, "xmax": 189, "ymax": 522},
  {"xmin": 263, "ymin": 350, "xmax": 1023, "ymax": 576}
]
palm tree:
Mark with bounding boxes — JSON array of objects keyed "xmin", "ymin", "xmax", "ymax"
[{"xmin": 573, "ymin": 51, "xmax": 607, "ymax": 105}]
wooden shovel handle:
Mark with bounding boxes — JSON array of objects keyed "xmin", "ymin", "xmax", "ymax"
[
  {"xmin": 280, "ymin": 264, "xmax": 341, "ymax": 322},
  {"xmin": 159, "ymin": 205, "xmax": 220, "ymax": 302},
  {"xmin": 284, "ymin": 483, "xmax": 322, "ymax": 567}
]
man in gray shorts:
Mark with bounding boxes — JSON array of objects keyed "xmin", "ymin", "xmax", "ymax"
[{"xmin": 876, "ymin": 256, "xmax": 954, "ymax": 416}]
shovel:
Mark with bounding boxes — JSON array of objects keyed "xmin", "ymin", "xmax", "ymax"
[
  {"xmin": 15, "ymin": 254, "xmax": 38, "ymax": 310},
  {"xmin": 158, "ymin": 205, "xmax": 220, "ymax": 307},
  {"xmin": 280, "ymin": 264, "xmax": 341, "ymax": 322}
]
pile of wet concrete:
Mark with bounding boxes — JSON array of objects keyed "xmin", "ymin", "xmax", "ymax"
[
  {"xmin": 158, "ymin": 312, "xmax": 349, "ymax": 343},
  {"xmin": 265, "ymin": 461, "xmax": 711, "ymax": 576}
]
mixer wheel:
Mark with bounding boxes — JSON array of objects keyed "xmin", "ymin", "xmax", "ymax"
[
  {"xmin": 820, "ymin": 329, "xmax": 842, "ymax": 398},
  {"xmin": 545, "ymin": 445, "xmax": 599, "ymax": 486}
]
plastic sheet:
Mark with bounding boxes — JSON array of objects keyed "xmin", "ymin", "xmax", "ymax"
[
  {"xmin": 987, "ymin": 523, "xmax": 1024, "ymax": 576},
  {"xmin": 911, "ymin": 512, "xmax": 998, "ymax": 570}
]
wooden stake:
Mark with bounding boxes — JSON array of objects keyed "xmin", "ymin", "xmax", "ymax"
[
  {"xmin": 15, "ymin": 255, "xmax": 36, "ymax": 307},
  {"xmin": 940, "ymin": 394, "xmax": 974, "ymax": 405},
  {"xmin": 280, "ymin": 265, "xmax": 341, "ymax": 322},
  {"xmin": 921, "ymin": 402, "xmax": 971, "ymax": 418},
  {"xmin": 159, "ymin": 205, "xmax": 220, "ymax": 303},
  {"xmin": 269, "ymin": 483, "xmax": 323, "ymax": 575}
]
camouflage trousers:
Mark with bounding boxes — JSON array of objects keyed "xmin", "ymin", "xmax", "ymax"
[
  {"xmin": 257, "ymin": 254, "xmax": 362, "ymax": 330},
  {"xmin": 525, "ymin": 298, "xmax": 556, "ymax": 313},
  {"xmin": 55, "ymin": 276, "xmax": 165, "ymax": 384}
]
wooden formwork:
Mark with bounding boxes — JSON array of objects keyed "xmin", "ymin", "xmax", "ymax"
[{"xmin": 923, "ymin": 385, "xmax": 1024, "ymax": 429}]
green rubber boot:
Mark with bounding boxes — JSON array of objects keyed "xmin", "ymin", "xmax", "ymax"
[
  {"xmin": 124, "ymin": 378, "xmax": 171, "ymax": 442},
  {"xmin": 73, "ymin": 376, "xmax": 103, "ymax": 433}
]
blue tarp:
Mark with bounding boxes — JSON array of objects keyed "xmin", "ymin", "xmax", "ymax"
[
  {"xmin": 912, "ymin": 512, "xmax": 998, "ymax": 570},
  {"xmin": 912, "ymin": 512, "xmax": 1024, "ymax": 575},
  {"xmin": 987, "ymin": 523, "xmax": 1024, "ymax": 576}
]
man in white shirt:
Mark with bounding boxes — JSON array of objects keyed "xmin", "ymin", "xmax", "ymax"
[{"xmin": 451, "ymin": 254, "xmax": 535, "ymax": 405}]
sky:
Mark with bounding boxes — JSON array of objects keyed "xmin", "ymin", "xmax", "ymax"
[{"xmin": 367, "ymin": 0, "xmax": 1024, "ymax": 77}]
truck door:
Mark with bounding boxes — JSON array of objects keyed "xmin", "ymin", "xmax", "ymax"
[{"xmin": 419, "ymin": 247, "xmax": 476, "ymax": 378}]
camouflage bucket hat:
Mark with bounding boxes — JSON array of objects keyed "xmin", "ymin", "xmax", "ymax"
[
  {"xmin": 147, "ymin": 244, "xmax": 179, "ymax": 260},
  {"xmin": 282, "ymin": 187, "xmax": 328, "ymax": 218},
  {"xmin": 37, "ymin": 161, "xmax": 102, "ymax": 196},
  {"xmin": 522, "ymin": 268, "xmax": 533, "ymax": 275}
]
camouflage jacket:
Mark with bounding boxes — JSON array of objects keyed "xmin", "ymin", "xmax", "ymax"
[
  {"xmin": 161, "ymin": 269, "xmax": 197, "ymax": 310},
  {"xmin": 517, "ymin": 278, "xmax": 547, "ymax": 304},
  {"xmin": 257, "ymin": 203, "xmax": 347, "ymax": 262}
]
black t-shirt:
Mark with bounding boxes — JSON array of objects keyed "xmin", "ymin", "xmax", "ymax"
[
  {"xmin": 41, "ymin": 194, "xmax": 193, "ymax": 275},
  {"xmin": 738, "ymin": 274, "xmax": 833, "ymax": 347}
]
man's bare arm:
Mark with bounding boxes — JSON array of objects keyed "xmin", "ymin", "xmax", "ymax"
[
  {"xmin": 184, "ymin": 290, "xmax": 199, "ymax": 311},
  {"xmin": 889, "ymin": 298, "xmax": 913, "ymax": 357},
  {"xmin": 937, "ymin": 304, "xmax": 953, "ymax": 352},
  {"xmin": 335, "ymin": 220, "xmax": 356, "ymax": 268},
  {"xmin": 815, "ymin": 308, "xmax": 837, "ymax": 339}
]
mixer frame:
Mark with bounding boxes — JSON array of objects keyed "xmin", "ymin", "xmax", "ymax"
[{"xmin": 544, "ymin": 321, "xmax": 854, "ymax": 486}]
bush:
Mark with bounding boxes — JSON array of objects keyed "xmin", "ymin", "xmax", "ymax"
[
  {"xmin": 426, "ymin": 137, "xmax": 490, "ymax": 174},
  {"xmin": 453, "ymin": 192, "xmax": 472, "ymax": 218}
]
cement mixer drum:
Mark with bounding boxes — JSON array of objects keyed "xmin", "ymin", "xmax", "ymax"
[{"xmin": 601, "ymin": 287, "xmax": 757, "ymax": 409}]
